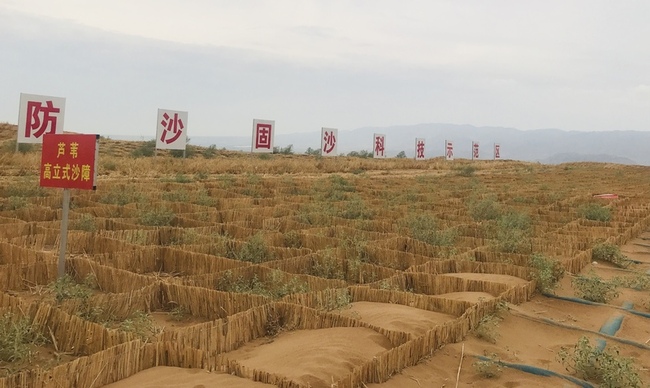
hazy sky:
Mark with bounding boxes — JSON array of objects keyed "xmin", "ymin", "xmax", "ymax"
[{"xmin": 1, "ymin": 1, "xmax": 648, "ymax": 137}]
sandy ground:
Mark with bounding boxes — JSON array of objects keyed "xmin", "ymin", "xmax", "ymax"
[{"xmin": 100, "ymin": 233, "xmax": 650, "ymax": 387}]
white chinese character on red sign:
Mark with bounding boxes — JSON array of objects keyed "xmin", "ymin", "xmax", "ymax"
[
  {"xmin": 25, "ymin": 100, "xmax": 60, "ymax": 139},
  {"xmin": 160, "ymin": 112, "xmax": 184, "ymax": 144},
  {"xmin": 255, "ymin": 124, "xmax": 272, "ymax": 149},
  {"xmin": 416, "ymin": 140, "xmax": 425, "ymax": 160},
  {"xmin": 374, "ymin": 135, "xmax": 385, "ymax": 157},
  {"xmin": 323, "ymin": 131, "xmax": 336, "ymax": 154}
]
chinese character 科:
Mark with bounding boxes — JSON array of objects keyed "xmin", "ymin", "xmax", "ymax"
[
  {"xmin": 416, "ymin": 141, "xmax": 425, "ymax": 159},
  {"xmin": 374, "ymin": 136, "xmax": 385, "ymax": 157},
  {"xmin": 81, "ymin": 165, "xmax": 91, "ymax": 181},
  {"xmin": 43, "ymin": 163, "xmax": 52, "ymax": 180},
  {"xmin": 52, "ymin": 164, "xmax": 61, "ymax": 179},
  {"xmin": 255, "ymin": 124, "xmax": 272, "ymax": 149},
  {"xmin": 160, "ymin": 113, "xmax": 184, "ymax": 144},
  {"xmin": 323, "ymin": 131, "xmax": 336, "ymax": 154},
  {"xmin": 25, "ymin": 100, "xmax": 60, "ymax": 139},
  {"xmin": 71, "ymin": 164, "xmax": 81, "ymax": 181},
  {"xmin": 70, "ymin": 142, "xmax": 79, "ymax": 158},
  {"xmin": 57, "ymin": 142, "xmax": 66, "ymax": 158}
]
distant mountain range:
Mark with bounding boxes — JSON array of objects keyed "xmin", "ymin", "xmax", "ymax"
[{"xmin": 113, "ymin": 123, "xmax": 650, "ymax": 165}]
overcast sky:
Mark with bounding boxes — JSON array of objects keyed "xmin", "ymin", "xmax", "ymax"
[{"xmin": 1, "ymin": 1, "xmax": 648, "ymax": 138}]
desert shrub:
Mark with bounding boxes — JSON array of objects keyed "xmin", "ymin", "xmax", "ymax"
[
  {"xmin": 100, "ymin": 186, "xmax": 144, "ymax": 205},
  {"xmin": 273, "ymin": 144, "xmax": 294, "ymax": 155},
  {"xmin": 474, "ymin": 314, "xmax": 501, "ymax": 344},
  {"xmin": 557, "ymin": 336, "xmax": 641, "ymax": 388},
  {"xmin": 591, "ymin": 242, "xmax": 630, "ymax": 267},
  {"xmin": 47, "ymin": 274, "xmax": 95, "ymax": 303},
  {"xmin": 2, "ymin": 177, "xmax": 47, "ymax": 198},
  {"xmin": 494, "ymin": 211, "xmax": 532, "ymax": 253},
  {"xmin": 168, "ymin": 305, "xmax": 190, "ymax": 322},
  {"xmin": 401, "ymin": 213, "xmax": 457, "ymax": 247},
  {"xmin": 310, "ymin": 250, "xmax": 345, "ymax": 280},
  {"xmin": 137, "ymin": 207, "xmax": 175, "ymax": 226},
  {"xmin": 339, "ymin": 197, "xmax": 374, "ymax": 220},
  {"xmin": 457, "ymin": 165, "xmax": 477, "ymax": 177},
  {"xmin": 233, "ymin": 233, "xmax": 272, "ymax": 263},
  {"xmin": 0, "ymin": 312, "xmax": 45, "ymax": 362},
  {"xmin": 131, "ymin": 140, "xmax": 156, "ymax": 157},
  {"xmin": 473, "ymin": 354, "xmax": 503, "ymax": 378},
  {"xmin": 71, "ymin": 213, "xmax": 97, "ymax": 232},
  {"xmin": 4, "ymin": 140, "xmax": 35, "ymax": 154},
  {"xmin": 528, "ymin": 253, "xmax": 565, "ymax": 293},
  {"xmin": 217, "ymin": 270, "xmax": 308, "ymax": 299},
  {"xmin": 396, "ymin": 151, "xmax": 407, "ymax": 158},
  {"xmin": 317, "ymin": 289, "xmax": 352, "ymax": 312},
  {"xmin": 119, "ymin": 311, "xmax": 160, "ymax": 340},
  {"xmin": 173, "ymin": 174, "xmax": 193, "ymax": 183},
  {"xmin": 283, "ymin": 230, "xmax": 303, "ymax": 248},
  {"xmin": 346, "ymin": 150, "xmax": 372, "ymax": 158},
  {"xmin": 572, "ymin": 271, "xmax": 619, "ymax": 303},
  {"xmin": 578, "ymin": 203, "xmax": 611, "ymax": 222},
  {"xmin": 162, "ymin": 189, "xmax": 190, "ymax": 202},
  {"xmin": 611, "ymin": 273, "xmax": 650, "ymax": 291},
  {"xmin": 305, "ymin": 147, "xmax": 321, "ymax": 156},
  {"xmin": 468, "ymin": 195, "xmax": 502, "ymax": 221},
  {"xmin": 203, "ymin": 144, "xmax": 218, "ymax": 158}
]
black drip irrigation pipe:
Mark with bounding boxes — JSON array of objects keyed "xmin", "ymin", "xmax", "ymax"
[{"xmin": 471, "ymin": 354, "xmax": 594, "ymax": 388}]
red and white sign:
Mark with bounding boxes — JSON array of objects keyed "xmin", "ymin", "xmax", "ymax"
[
  {"xmin": 17, "ymin": 93, "xmax": 65, "ymax": 144},
  {"xmin": 415, "ymin": 138, "xmax": 426, "ymax": 160},
  {"xmin": 472, "ymin": 141, "xmax": 480, "ymax": 160},
  {"xmin": 445, "ymin": 140, "xmax": 454, "ymax": 161},
  {"xmin": 252, "ymin": 119, "xmax": 274, "ymax": 153},
  {"xmin": 494, "ymin": 143, "xmax": 501, "ymax": 160},
  {"xmin": 40, "ymin": 134, "xmax": 98, "ymax": 190},
  {"xmin": 321, "ymin": 127, "xmax": 338, "ymax": 156},
  {"xmin": 156, "ymin": 109, "xmax": 188, "ymax": 150},
  {"xmin": 373, "ymin": 133, "xmax": 386, "ymax": 158}
]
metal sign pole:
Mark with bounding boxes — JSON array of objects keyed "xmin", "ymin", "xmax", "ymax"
[{"xmin": 58, "ymin": 188, "xmax": 71, "ymax": 278}]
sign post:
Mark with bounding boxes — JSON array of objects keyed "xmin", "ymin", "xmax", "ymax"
[{"xmin": 40, "ymin": 133, "xmax": 99, "ymax": 278}]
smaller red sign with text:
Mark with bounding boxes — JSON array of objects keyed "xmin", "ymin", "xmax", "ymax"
[{"xmin": 40, "ymin": 134, "xmax": 99, "ymax": 190}]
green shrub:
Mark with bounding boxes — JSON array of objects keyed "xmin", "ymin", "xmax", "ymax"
[
  {"xmin": 119, "ymin": 311, "xmax": 160, "ymax": 340},
  {"xmin": 578, "ymin": 203, "xmax": 611, "ymax": 222},
  {"xmin": 494, "ymin": 211, "xmax": 532, "ymax": 253},
  {"xmin": 100, "ymin": 186, "xmax": 144, "ymax": 205},
  {"xmin": 0, "ymin": 312, "xmax": 45, "ymax": 362},
  {"xmin": 310, "ymin": 250, "xmax": 345, "ymax": 280},
  {"xmin": 234, "ymin": 233, "xmax": 272, "ymax": 263},
  {"xmin": 591, "ymin": 243, "xmax": 630, "ymax": 267},
  {"xmin": 528, "ymin": 253, "xmax": 565, "ymax": 293},
  {"xmin": 395, "ymin": 151, "xmax": 407, "ymax": 158},
  {"xmin": 346, "ymin": 150, "xmax": 372, "ymax": 158},
  {"xmin": 474, "ymin": 314, "xmax": 501, "ymax": 344},
  {"xmin": 458, "ymin": 165, "xmax": 477, "ymax": 177},
  {"xmin": 572, "ymin": 271, "xmax": 619, "ymax": 303},
  {"xmin": 131, "ymin": 140, "xmax": 156, "ymax": 157},
  {"xmin": 283, "ymin": 230, "xmax": 303, "ymax": 248},
  {"xmin": 203, "ymin": 144, "xmax": 218, "ymax": 158},
  {"xmin": 71, "ymin": 213, "xmax": 97, "ymax": 232},
  {"xmin": 47, "ymin": 274, "xmax": 94, "ymax": 303},
  {"xmin": 273, "ymin": 144, "xmax": 294, "ymax": 155},
  {"xmin": 468, "ymin": 196, "xmax": 502, "ymax": 221},
  {"xmin": 317, "ymin": 289, "xmax": 352, "ymax": 312},
  {"xmin": 162, "ymin": 189, "xmax": 190, "ymax": 202},
  {"xmin": 339, "ymin": 197, "xmax": 374, "ymax": 220},
  {"xmin": 137, "ymin": 207, "xmax": 175, "ymax": 226},
  {"xmin": 401, "ymin": 213, "xmax": 457, "ymax": 247},
  {"xmin": 216, "ymin": 270, "xmax": 308, "ymax": 299},
  {"xmin": 305, "ymin": 147, "xmax": 321, "ymax": 156},
  {"xmin": 473, "ymin": 355, "xmax": 503, "ymax": 378},
  {"xmin": 611, "ymin": 273, "xmax": 650, "ymax": 291},
  {"xmin": 557, "ymin": 336, "xmax": 641, "ymax": 388}
]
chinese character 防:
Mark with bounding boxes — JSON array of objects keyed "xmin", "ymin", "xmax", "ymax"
[
  {"xmin": 25, "ymin": 100, "xmax": 60, "ymax": 139},
  {"xmin": 416, "ymin": 141, "xmax": 425, "ymax": 159},
  {"xmin": 160, "ymin": 113, "xmax": 184, "ymax": 144},
  {"xmin": 375, "ymin": 136, "xmax": 385, "ymax": 157},
  {"xmin": 323, "ymin": 131, "xmax": 336, "ymax": 154},
  {"xmin": 255, "ymin": 124, "xmax": 272, "ymax": 149}
]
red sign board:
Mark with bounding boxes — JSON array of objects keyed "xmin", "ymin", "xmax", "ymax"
[{"xmin": 40, "ymin": 134, "xmax": 99, "ymax": 190}]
